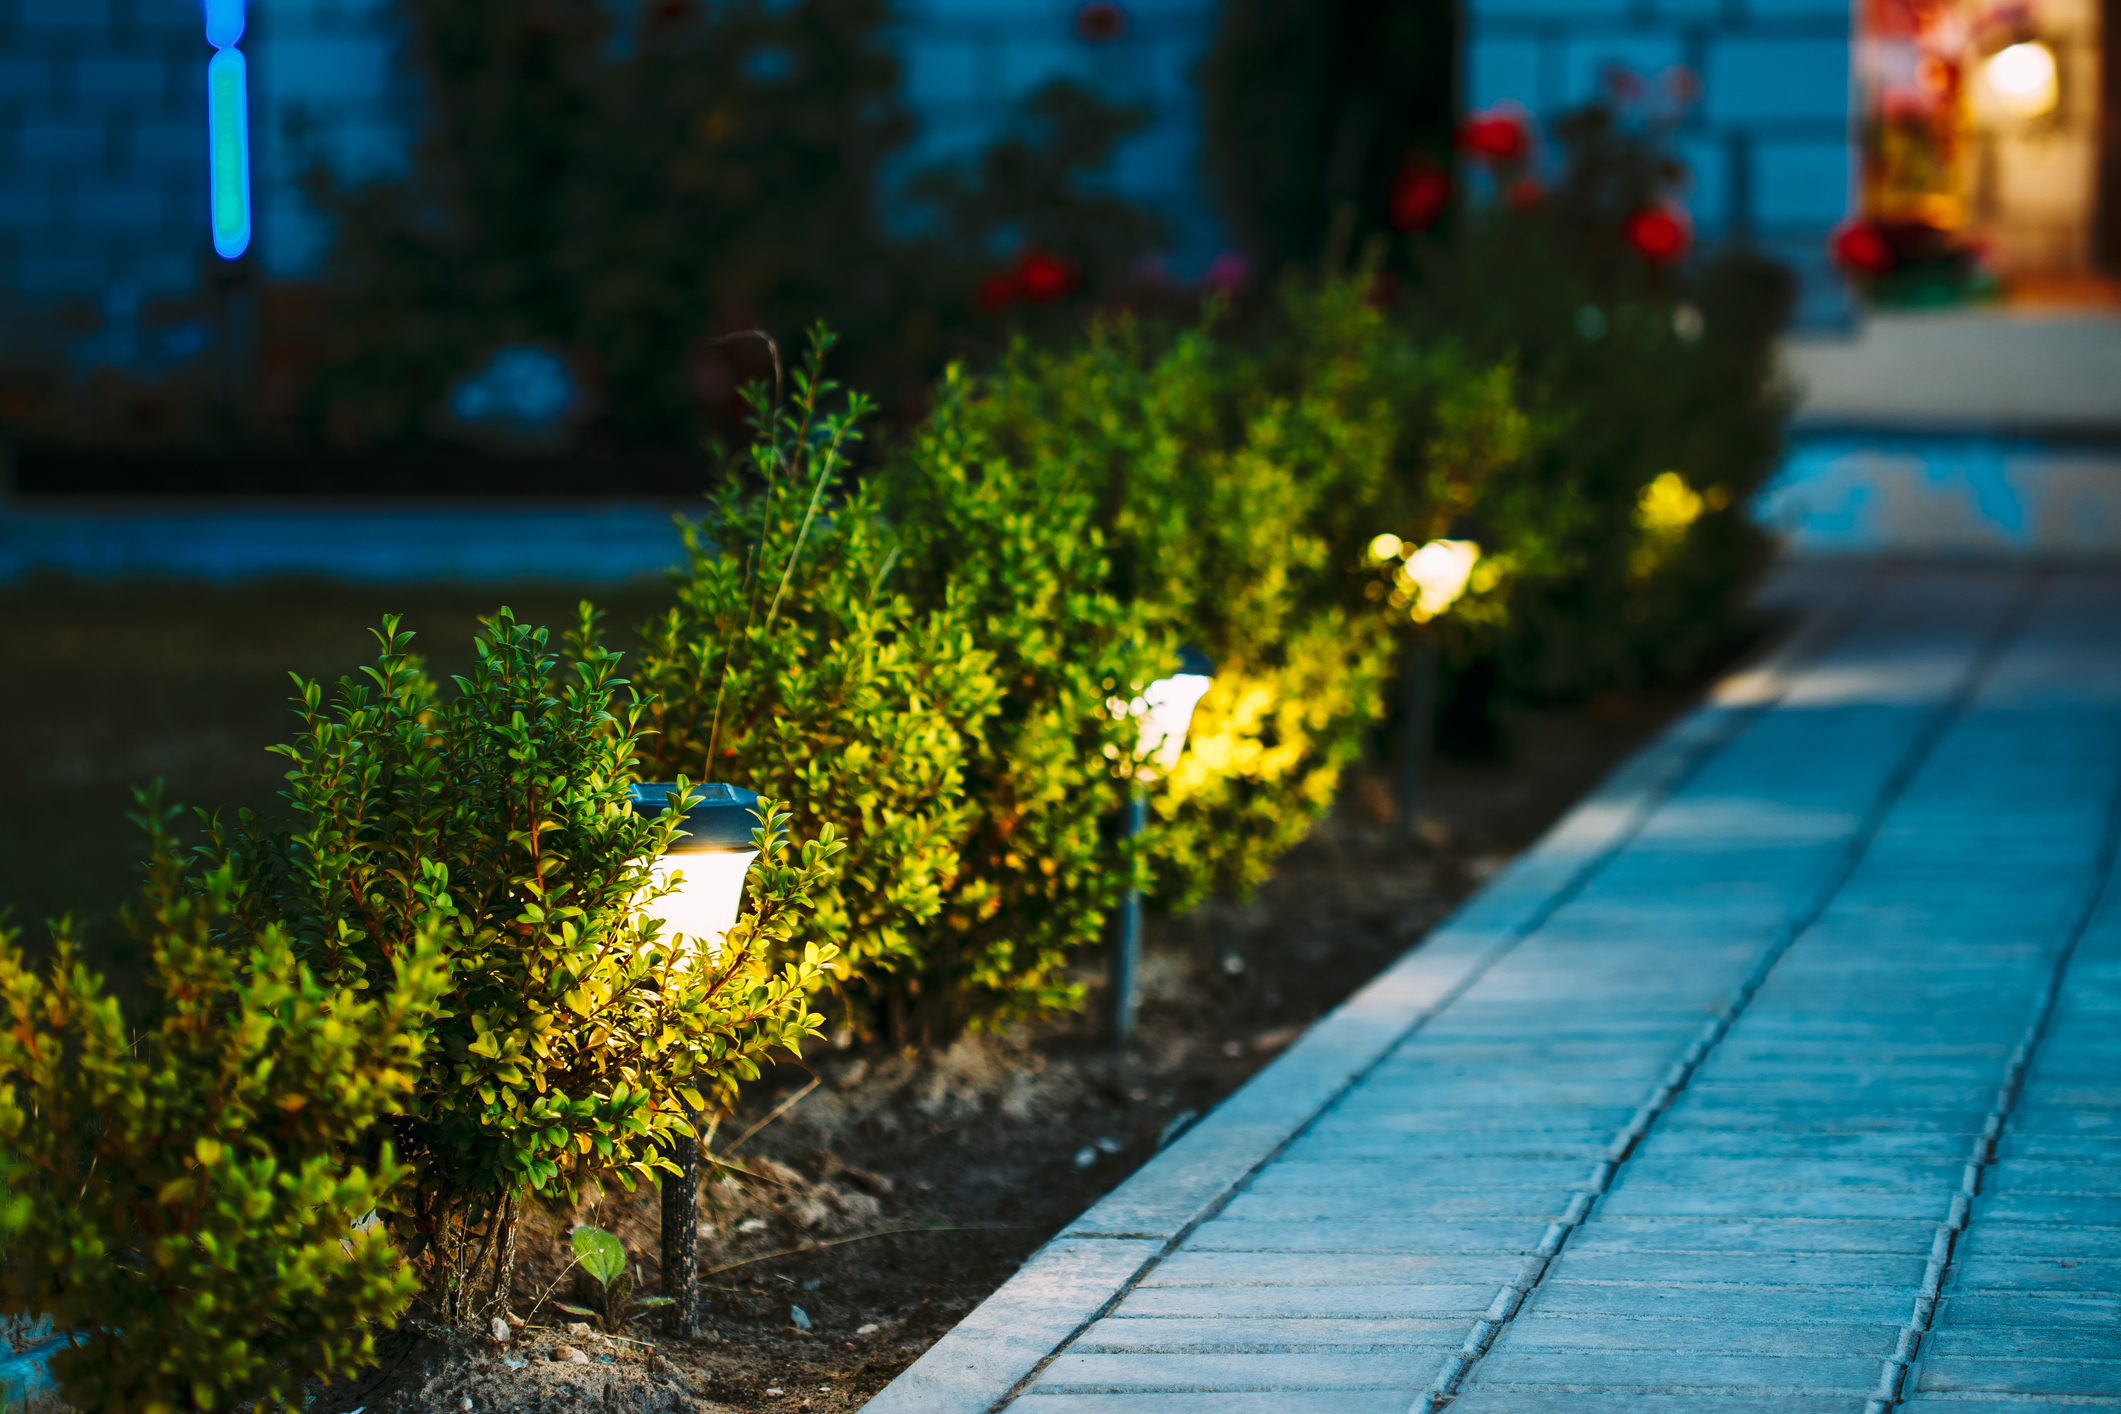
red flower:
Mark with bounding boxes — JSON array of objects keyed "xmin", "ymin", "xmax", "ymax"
[
  {"xmin": 1073, "ymin": 1, "xmax": 1128, "ymax": 42},
  {"xmin": 1505, "ymin": 177, "xmax": 1544, "ymax": 211},
  {"xmin": 977, "ymin": 273, "xmax": 1020, "ymax": 312},
  {"xmin": 1388, "ymin": 153, "xmax": 1452, "ymax": 233},
  {"xmin": 1016, "ymin": 251, "xmax": 1080, "ymax": 303},
  {"xmin": 1459, "ymin": 111, "xmax": 1530, "ymax": 163},
  {"xmin": 1623, "ymin": 206, "xmax": 1691, "ymax": 264},
  {"xmin": 1204, "ymin": 250, "xmax": 1251, "ymax": 291},
  {"xmin": 1831, "ymin": 222, "xmax": 1895, "ymax": 277}
]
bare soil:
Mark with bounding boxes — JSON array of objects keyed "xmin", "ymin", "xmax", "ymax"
[{"xmin": 325, "ymin": 688, "xmax": 1695, "ymax": 1414}]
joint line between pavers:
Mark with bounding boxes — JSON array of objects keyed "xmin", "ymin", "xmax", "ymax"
[
  {"xmin": 1867, "ymin": 701, "xmax": 2121, "ymax": 1414},
  {"xmin": 985, "ymin": 590, "xmax": 1867, "ymax": 1414},
  {"xmin": 1418, "ymin": 569, "xmax": 2045, "ymax": 1414}
]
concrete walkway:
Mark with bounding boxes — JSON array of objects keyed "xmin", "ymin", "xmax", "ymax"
[{"xmin": 868, "ymin": 563, "xmax": 2121, "ymax": 1414}]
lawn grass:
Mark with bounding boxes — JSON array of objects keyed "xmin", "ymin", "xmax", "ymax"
[{"xmin": 0, "ymin": 575, "xmax": 671, "ymax": 990}]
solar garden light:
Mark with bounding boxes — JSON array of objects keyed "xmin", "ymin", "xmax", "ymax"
[
  {"xmin": 628, "ymin": 781, "xmax": 763, "ymax": 1339},
  {"xmin": 1108, "ymin": 648, "xmax": 1213, "ymax": 1045},
  {"xmin": 202, "ymin": 0, "xmax": 251, "ymax": 260},
  {"xmin": 1368, "ymin": 536, "xmax": 1481, "ymax": 839}
]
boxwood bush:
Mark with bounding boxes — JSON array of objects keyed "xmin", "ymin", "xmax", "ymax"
[
  {"xmin": 1402, "ymin": 102, "xmax": 1794, "ymax": 715},
  {"xmin": 639, "ymin": 284, "xmax": 1547, "ymax": 1040},
  {"xmin": 208, "ymin": 609, "xmax": 842, "ymax": 1325},
  {"xmin": 633, "ymin": 332, "xmax": 1001, "ymax": 1041},
  {"xmin": 0, "ymin": 800, "xmax": 448, "ymax": 1412}
]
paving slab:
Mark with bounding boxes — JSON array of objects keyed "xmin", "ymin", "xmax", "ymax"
[
  {"xmin": 1016, "ymin": 1395, "xmax": 1410, "ymax": 1413},
  {"xmin": 1069, "ymin": 1318, "xmax": 1469, "ymax": 1351},
  {"xmin": 865, "ymin": 567, "xmax": 2121, "ymax": 1414},
  {"xmin": 1465, "ymin": 1347, "xmax": 1889, "ymax": 1387},
  {"xmin": 1451, "ymin": 1397, "xmax": 1869, "ymax": 1414},
  {"xmin": 1489, "ymin": 1317, "xmax": 1900, "ymax": 1355}
]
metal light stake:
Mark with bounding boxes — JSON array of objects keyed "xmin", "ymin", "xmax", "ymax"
[
  {"xmin": 1110, "ymin": 649, "xmax": 1213, "ymax": 1045},
  {"xmin": 629, "ymin": 781, "xmax": 762, "ymax": 1340}
]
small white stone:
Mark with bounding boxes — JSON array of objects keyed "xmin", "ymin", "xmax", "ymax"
[
  {"xmin": 1073, "ymin": 1146, "xmax": 1096, "ymax": 1168},
  {"xmin": 489, "ymin": 1316, "xmax": 511, "ymax": 1344},
  {"xmin": 459, "ymin": 1399, "xmax": 473, "ymax": 1412},
  {"xmin": 1095, "ymin": 1136, "xmax": 1120, "ymax": 1154},
  {"xmin": 552, "ymin": 1345, "xmax": 591, "ymax": 1365},
  {"xmin": 854, "ymin": 1322, "xmax": 880, "ymax": 1336},
  {"xmin": 790, "ymin": 1304, "xmax": 812, "ymax": 1331},
  {"xmin": 737, "ymin": 1217, "xmax": 769, "ymax": 1234}
]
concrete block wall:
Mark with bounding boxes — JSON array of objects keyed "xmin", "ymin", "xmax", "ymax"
[
  {"xmin": 249, "ymin": 0, "xmax": 409, "ymax": 278},
  {"xmin": 0, "ymin": 0, "xmax": 209, "ymax": 322},
  {"xmin": 0, "ymin": 0, "xmax": 1225, "ymax": 358},
  {"xmin": 890, "ymin": 0, "xmax": 1224, "ymax": 270},
  {"xmin": 1465, "ymin": 0, "xmax": 1857, "ymax": 323},
  {"xmin": 8, "ymin": 0, "xmax": 1864, "ymax": 354}
]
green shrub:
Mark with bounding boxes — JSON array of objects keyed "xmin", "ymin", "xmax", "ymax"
[
  {"xmin": 0, "ymin": 799, "xmax": 447, "ymax": 1413},
  {"xmin": 863, "ymin": 277, "xmax": 1541, "ymax": 1026},
  {"xmin": 896, "ymin": 278, "xmax": 1539, "ymax": 916},
  {"xmin": 876, "ymin": 361, "xmax": 1172, "ymax": 1039},
  {"xmin": 305, "ymin": 0, "xmax": 912, "ymax": 445},
  {"xmin": 632, "ymin": 333, "xmax": 1000, "ymax": 1039},
  {"xmin": 209, "ymin": 609, "xmax": 841, "ymax": 1325},
  {"xmin": 1403, "ymin": 102, "xmax": 1794, "ymax": 707},
  {"xmin": 637, "ymin": 296, "xmax": 1541, "ymax": 1040},
  {"xmin": 301, "ymin": 0, "xmax": 1167, "ymax": 451}
]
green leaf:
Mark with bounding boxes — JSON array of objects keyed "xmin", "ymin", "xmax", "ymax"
[{"xmin": 571, "ymin": 1224, "xmax": 627, "ymax": 1287}]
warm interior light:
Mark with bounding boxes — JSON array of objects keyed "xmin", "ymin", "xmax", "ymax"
[
  {"xmin": 1400, "ymin": 539, "xmax": 1482, "ymax": 622},
  {"xmin": 1984, "ymin": 41, "xmax": 2059, "ymax": 118}
]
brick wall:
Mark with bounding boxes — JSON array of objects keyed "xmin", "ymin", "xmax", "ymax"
[
  {"xmin": 0, "ymin": 0, "xmax": 207, "ymax": 316},
  {"xmin": 890, "ymin": 0, "xmax": 1224, "ymax": 269},
  {"xmin": 7, "ymin": 0, "xmax": 1856, "ymax": 355},
  {"xmin": 1466, "ymin": 0, "xmax": 1857, "ymax": 323}
]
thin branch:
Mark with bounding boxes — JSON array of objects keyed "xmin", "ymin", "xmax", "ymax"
[
  {"xmin": 720, "ymin": 1077, "xmax": 819, "ymax": 1156},
  {"xmin": 703, "ymin": 1224, "xmax": 1012, "ymax": 1278},
  {"xmin": 761, "ymin": 420, "xmax": 853, "ymax": 634},
  {"xmin": 705, "ymin": 329, "xmax": 783, "ymax": 410}
]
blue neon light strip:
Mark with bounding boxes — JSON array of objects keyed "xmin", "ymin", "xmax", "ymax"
[
  {"xmin": 204, "ymin": 0, "xmax": 245, "ymax": 49},
  {"xmin": 207, "ymin": 46, "xmax": 250, "ymax": 259}
]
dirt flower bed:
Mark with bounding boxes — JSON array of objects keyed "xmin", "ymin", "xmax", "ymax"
[{"xmin": 318, "ymin": 692, "xmax": 1687, "ymax": 1414}]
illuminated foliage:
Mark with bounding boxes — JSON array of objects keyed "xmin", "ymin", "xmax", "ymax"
[
  {"xmin": 209, "ymin": 610, "xmax": 841, "ymax": 1326},
  {"xmin": 0, "ymin": 804, "xmax": 446, "ymax": 1412},
  {"xmin": 634, "ymin": 330, "xmax": 999, "ymax": 1038}
]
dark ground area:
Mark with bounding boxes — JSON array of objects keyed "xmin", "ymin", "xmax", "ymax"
[{"xmin": 0, "ymin": 575, "xmax": 1729, "ymax": 1413}]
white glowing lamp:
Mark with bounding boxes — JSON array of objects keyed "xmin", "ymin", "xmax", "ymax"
[
  {"xmin": 1401, "ymin": 539, "xmax": 1482, "ymax": 623},
  {"xmin": 1983, "ymin": 41, "xmax": 2059, "ymax": 118},
  {"xmin": 629, "ymin": 782, "xmax": 761, "ymax": 962},
  {"xmin": 1111, "ymin": 647, "xmax": 1215, "ymax": 781}
]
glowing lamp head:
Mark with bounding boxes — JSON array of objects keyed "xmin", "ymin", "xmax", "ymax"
[
  {"xmin": 629, "ymin": 782, "xmax": 761, "ymax": 962},
  {"xmin": 1112, "ymin": 646, "xmax": 1214, "ymax": 781},
  {"xmin": 1983, "ymin": 41, "xmax": 2059, "ymax": 118},
  {"xmin": 1399, "ymin": 539, "xmax": 1482, "ymax": 623}
]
